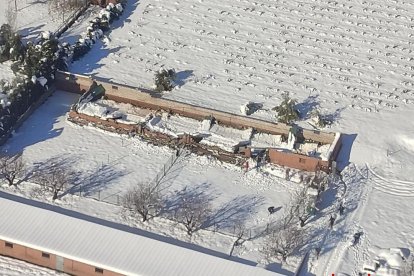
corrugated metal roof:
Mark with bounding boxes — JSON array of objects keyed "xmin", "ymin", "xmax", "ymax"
[{"xmin": 0, "ymin": 194, "xmax": 283, "ymax": 276}]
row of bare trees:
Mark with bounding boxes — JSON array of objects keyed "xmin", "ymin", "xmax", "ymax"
[
  {"xmin": 123, "ymin": 181, "xmax": 213, "ymax": 236},
  {"xmin": 0, "ymin": 153, "xmax": 71, "ymax": 200}
]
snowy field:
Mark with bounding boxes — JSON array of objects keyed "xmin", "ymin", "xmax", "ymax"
[
  {"xmin": 70, "ymin": 0, "xmax": 414, "ymax": 119},
  {"xmin": 0, "ymin": 255, "xmax": 67, "ymax": 276}
]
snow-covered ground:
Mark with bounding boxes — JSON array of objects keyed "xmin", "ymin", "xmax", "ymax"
[
  {"xmin": 70, "ymin": 0, "xmax": 414, "ymax": 120},
  {"xmin": 1, "ymin": 0, "xmax": 414, "ymax": 274},
  {"xmin": 0, "ymin": 255, "xmax": 67, "ymax": 276},
  {"xmin": 0, "ymin": 0, "xmax": 66, "ymax": 40},
  {"xmin": 2, "ymin": 91, "xmax": 301, "ymax": 273},
  {"xmin": 66, "ymin": 0, "xmax": 414, "ymax": 274}
]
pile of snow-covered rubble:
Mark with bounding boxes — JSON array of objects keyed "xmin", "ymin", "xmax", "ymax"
[{"xmin": 76, "ymin": 99, "xmax": 333, "ymax": 158}]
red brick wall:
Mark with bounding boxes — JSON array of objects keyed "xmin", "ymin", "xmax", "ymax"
[
  {"xmin": 25, "ymin": 247, "xmax": 56, "ymax": 270},
  {"xmin": 0, "ymin": 239, "xmax": 124, "ymax": 276},
  {"xmin": 268, "ymin": 149, "xmax": 323, "ymax": 172},
  {"xmin": 65, "ymin": 258, "xmax": 123, "ymax": 276},
  {"xmin": 54, "ymin": 71, "xmax": 337, "ymax": 144}
]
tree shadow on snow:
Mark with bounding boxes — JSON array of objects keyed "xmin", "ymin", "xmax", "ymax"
[
  {"xmin": 161, "ymin": 182, "xmax": 216, "ymax": 216},
  {"xmin": 71, "ymin": 44, "xmax": 125, "ymax": 74},
  {"xmin": 295, "ymin": 95, "xmax": 320, "ymax": 119},
  {"xmin": 0, "ymin": 190, "xmax": 262, "ymax": 268},
  {"xmin": 110, "ymin": 0, "xmax": 140, "ymax": 30},
  {"xmin": 203, "ymin": 194, "xmax": 265, "ymax": 231},
  {"xmin": 156, "ymin": 153, "xmax": 191, "ymax": 190},
  {"xmin": 174, "ymin": 70, "xmax": 194, "ymax": 87},
  {"xmin": 18, "ymin": 24, "xmax": 45, "ymax": 41},
  {"xmin": 65, "ymin": 163, "xmax": 129, "ymax": 197},
  {"xmin": 18, "ymin": 155, "xmax": 77, "ymax": 186}
]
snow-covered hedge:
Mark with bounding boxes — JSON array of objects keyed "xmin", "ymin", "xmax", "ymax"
[
  {"xmin": 72, "ymin": 2, "xmax": 124, "ymax": 61},
  {"xmin": 0, "ymin": 1, "xmax": 127, "ymax": 139}
]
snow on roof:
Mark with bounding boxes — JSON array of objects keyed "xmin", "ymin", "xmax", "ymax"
[{"xmin": 0, "ymin": 195, "xmax": 281, "ymax": 276}]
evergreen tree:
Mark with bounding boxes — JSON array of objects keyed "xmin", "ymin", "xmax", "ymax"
[
  {"xmin": 9, "ymin": 33, "xmax": 25, "ymax": 62},
  {"xmin": 0, "ymin": 24, "xmax": 14, "ymax": 62},
  {"xmin": 154, "ymin": 69, "xmax": 176, "ymax": 92},
  {"xmin": 273, "ymin": 92, "xmax": 299, "ymax": 124}
]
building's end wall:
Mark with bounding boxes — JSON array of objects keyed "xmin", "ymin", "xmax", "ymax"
[{"xmin": 268, "ymin": 149, "xmax": 329, "ymax": 173}]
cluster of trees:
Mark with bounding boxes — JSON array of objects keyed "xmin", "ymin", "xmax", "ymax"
[
  {"xmin": 0, "ymin": 1, "xmax": 126, "ymax": 139},
  {"xmin": 72, "ymin": 2, "xmax": 124, "ymax": 61},
  {"xmin": 123, "ymin": 181, "xmax": 212, "ymax": 236},
  {"xmin": 0, "ymin": 153, "xmax": 72, "ymax": 200},
  {"xmin": 272, "ymin": 92, "xmax": 333, "ymax": 127},
  {"xmin": 262, "ymin": 185, "xmax": 318, "ymax": 262}
]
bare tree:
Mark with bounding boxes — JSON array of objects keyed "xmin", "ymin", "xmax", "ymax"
[
  {"xmin": 0, "ymin": 153, "xmax": 25, "ymax": 186},
  {"xmin": 48, "ymin": 0, "xmax": 84, "ymax": 23},
  {"xmin": 123, "ymin": 182, "xmax": 162, "ymax": 222},
  {"xmin": 174, "ymin": 192, "xmax": 212, "ymax": 235},
  {"xmin": 35, "ymin": 164, "xmax": 71, "ymax": 200},
  {"xmin": 263, "ymin": 221, "xmax": 305, "ymax": 262},
  {"xmin": 286, "ymin": 185, "xmax": 315, "ymax": 227},
  {"xmin": 229, "ymin": 221, "xmax": 248, "ymax": 256},
  {"xmin": 261, "ymin": 185, "xmax": 311, "ymax": 263}
]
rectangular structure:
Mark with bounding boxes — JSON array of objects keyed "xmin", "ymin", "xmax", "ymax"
[
  {"xmin": 0, "ymin": 194, "xmax": 280, "ymax": 276},
  {"xmin": 55, "ymin": 71, "xmax": 343, "ymax": 172}
]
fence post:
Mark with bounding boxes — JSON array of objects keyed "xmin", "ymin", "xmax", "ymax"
[
  {"xmin": 98, "ymin": 191, "xmax": 101, "ymax": 200},
  {"xmin": 79, "ymin": 185, "xmax": 82, "ymax": 197}
]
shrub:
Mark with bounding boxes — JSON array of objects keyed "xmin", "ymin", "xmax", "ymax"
[
  {"xmin": 0, "ymin": 24, "xmax": 14, "ymax": 62},
  {"xmin": 310, "ymin": 108, "xmax": 333, "ymax": 128},
  {"xmin": 272, "ymin": 92, "xmax": 299, "ymax": 124},
  {"xmin": 154, "ymin": 69, "xmax": 176, "ymax": 92}
]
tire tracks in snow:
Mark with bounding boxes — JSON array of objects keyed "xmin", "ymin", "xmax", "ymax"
[{"xmin": 367, "ymin": 165, "xmax": 414, "ymax": 197}]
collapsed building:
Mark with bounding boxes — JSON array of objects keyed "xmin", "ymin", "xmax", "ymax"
[{"xmin": 56, "ymin": 71, "xmax": 342, "ymax": 173}]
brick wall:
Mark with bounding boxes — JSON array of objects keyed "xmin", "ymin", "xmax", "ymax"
[
  {"xmin": 0, "ymin": 239, "xmax": 123, "ymax": 276},
  {"xmin": 268, "ymin": 149, "xmax": 329, "ymax": 172},
  {"xmin": 54, "ymin": 71, "xmax": 337, "ymax": 144}
]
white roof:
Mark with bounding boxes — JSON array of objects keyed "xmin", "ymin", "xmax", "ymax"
[{"xmin": 0, "ymin": 193, "xmax": 281, "ymax": 276}]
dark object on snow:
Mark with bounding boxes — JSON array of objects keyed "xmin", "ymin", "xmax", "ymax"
[
  {"xmin": 329, "ymin": 215, "xmax": 336, "ymax": 229},
  {"xmin": 338, "ymin": 202, "xmax": 345, "ymax": 216},
  {"xmin": 155, "ymin": 69, "xmax": 176, "ymax": 92},
  {"xmin": 299, "ymin": 217, "xmax": 306, "ymax": 227},
  {"xmin": 352, "ymin": 232, "xmax": 363, "ymax": 246},
  {"xmin": 315, "ymin": 247, "xmax": 321, "ymax": 259},
  {"xmin": 268, "ymin": 206, "xmax": 276, "ymax": 214}
]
